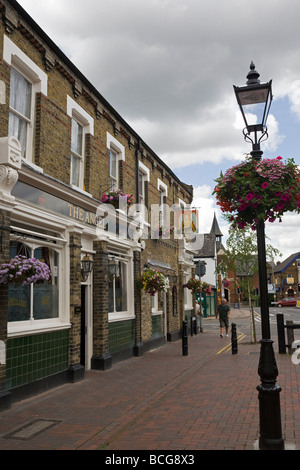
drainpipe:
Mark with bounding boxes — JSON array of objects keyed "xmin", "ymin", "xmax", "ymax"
[{"xmin": 136, "ymin": 139, "xmax": 141, "ymax": 206}]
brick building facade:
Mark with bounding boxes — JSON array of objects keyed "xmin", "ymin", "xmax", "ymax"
[
  {"xmin": 0, "ymin": 0, "xmax": 196, "ymax": 409},
  {"xmin": 274, "ymin": 253, "xmax": 300, "ymax": 299}
]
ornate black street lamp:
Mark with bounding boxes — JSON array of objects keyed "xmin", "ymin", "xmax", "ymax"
[
  {"xmin": 81, "ymin": 253, "xmax": 94, "ymax": 282},
  {"xmin": 234, "ymin": 62, "xmax": 285, "ymax": 450}
]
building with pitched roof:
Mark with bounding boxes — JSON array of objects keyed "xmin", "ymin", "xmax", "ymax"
[
  {"xmin": 273, "ymin": 252, "xmax": 300, "ymax": 298},
  {"xmin": 192, "ymin": 214, "xmax": 224, "ymax": 316}
]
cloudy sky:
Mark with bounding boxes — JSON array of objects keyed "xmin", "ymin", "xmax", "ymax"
[{"xmin": 17, "ymin": 0, "xmax": 300, "ymax": 262}]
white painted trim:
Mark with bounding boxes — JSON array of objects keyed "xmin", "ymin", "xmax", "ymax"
[
  {"xmin": 139, "ymin": 161, "xmax": 150, "ymax": 181},
  {"xmin": 3, "ymin": 35, "xmax": 48, "ymax": 95},
  {"xmin": 157, "ymin": 178, "xmax": 168, "ymax": 196},
  {"xmin": 67, "ymin": 95, "xmax": 94, "ymax": 135},
  {"xmin": 106, "ymin": 132, "xmax": 125, "ymax": 161}
]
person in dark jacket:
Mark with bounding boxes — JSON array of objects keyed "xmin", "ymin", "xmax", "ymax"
[{"xmin": 216, "ymin": 298, "xmax": 231, "ymax": 337}]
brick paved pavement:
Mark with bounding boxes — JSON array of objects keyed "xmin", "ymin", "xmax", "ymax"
[{"xmin": 0, "ymin": 310, "xmax": 299, "ymax": 452}]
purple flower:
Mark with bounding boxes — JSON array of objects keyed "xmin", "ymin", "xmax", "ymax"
[{"xmin": 0, "ymin": 256, "xmax": 51, "ymax": 285}]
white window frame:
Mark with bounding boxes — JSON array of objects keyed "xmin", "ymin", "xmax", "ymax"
[
  {"xmin": 178, "ymin": 198, "xmax": 186, "ymax": 209},
  {"xmin": 106, "ymin": 132, "xmax": 125, "ymax": 191},
  {"xmin": 7, "ymin": 225, "xmax": 68, "ymax": 337},
  {"xmin": 176, "ymin": 198, "xmax": 186, "ymax": 238},
  {"xmin": 67, "ymin": 96, "xmax": 94, "ymax": 192},
  {"xmin": 157, "ymin": 179, "xmax": 168, "ymax": 226},
  {"xmin": 151, "ymin": 292, "xmax": 162, "ymax": 315},
  {"xmin": 110, "ymin": 147, "xmax": 118, "ymax": 190},
  {"xmin": 108, "ymin": 252, "xmax": 134, "ymax": 322},
  {"xmin": 4, "ymin": 35, "xmax": 48, "ymax": 163},
  {"xmin": 138, "ymin": 161, "xmax": 150, "ymax": 221}
]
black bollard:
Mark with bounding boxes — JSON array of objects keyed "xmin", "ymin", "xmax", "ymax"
[
  {"xmin": 231, "ymin": 323, "xmax": 238, "ymax": 355},
  {"xmin": 194, "ymin": 317, "xmax": 197, "ymax": 335},
  {"xmin": 182, "ymin": 320, "xmax": 188, "ymax": 356},
  {"xmin": 276, "ymin": 314, "xmax": 286, "ymax": 354},
  {"xmin": 191, "ymin": 316, "xmax": 197, "ymax": 336}
]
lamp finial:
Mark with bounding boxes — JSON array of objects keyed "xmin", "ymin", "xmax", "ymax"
[{"xmin": 246, "ymin": 61, "xmax": 260, "ymax": 85}]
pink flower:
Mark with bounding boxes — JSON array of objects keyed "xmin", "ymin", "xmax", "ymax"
[
  {"xmin": 245, "ymin": 192, "xmax": 255, "ymax": 201},
  {"xmin": 261, "ymin": 182, "xmax": 269, "ymax": 189},
  {"xmin": 276, "ymin": 202, "xmax": 284, "ymax": 210},
  {"xmin": 276, "ymin": 156, "xmax": 282, "ymax": 160}
]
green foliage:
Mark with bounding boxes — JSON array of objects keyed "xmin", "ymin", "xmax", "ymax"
[
  {"xmin": 216, "ymin": 226, "xmax": 282, "ymax": 298},
  {"xmin": 137, "ymin": 268, "xmax": 169, "ymax": 296}
]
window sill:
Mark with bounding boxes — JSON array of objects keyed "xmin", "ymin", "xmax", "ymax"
[
  {"xmin": 70, "ymin": 184, "xmax": 93, "ymax": 198},
  {"xmin": 108, "ymin": 312, "xmax": 135, "ymax": 323},
  {"xmin": 8, "ymin": 321, "xmax": 72, "ymax": 338},
  {"xmin": 22, "ymin": 159, "xmax": 44, "ymax": 174}
]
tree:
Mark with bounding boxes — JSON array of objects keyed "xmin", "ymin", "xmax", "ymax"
[{"xmin": 216, "ymin": 224, "xmax": 281, "ymax": 342}]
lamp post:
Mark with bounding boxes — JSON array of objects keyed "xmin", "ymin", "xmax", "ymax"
[{"xmin": 234, "ymin": 62, "xmax": 284, "ymax": 450}]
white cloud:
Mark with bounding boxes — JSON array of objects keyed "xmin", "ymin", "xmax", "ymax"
[
  {"xmin": 262, "ymin": 114, "xmax": 285, "ymax": 153},
  {"xmin": 265, "ymin": 213, "xmax": 300, "ymax": 262},
  {"xmin": 192, "ymin": 184, "xmax": 228, "ymax": 236},
  {"xmin": 16, "ymin": 0, "xmax": 300, "ymax": 262},
  {"xmin": 288, "ymin": 81, "xmax": 300, "ymax": 121}
]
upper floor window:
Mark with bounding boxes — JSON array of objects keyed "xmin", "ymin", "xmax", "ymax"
[
  {"xmin": 70, "ymin": 118, "xmax": 84, "ymax": 187},
  {"xmin": 110, "ymin": 148, "xmax": 118, "ymax": 190},
  {"xmin": 4, "ymin": 35, "xmax": 48, "ymax": 163},
  {"xmin": 106, "ymin": 132, "xmax": 125, "ymax": 191},
  {"xmin": 9, "ymin": 68, "xmax": 32, "ymax": 158},
  {"xmin": 138, "ymin": 161, "xmax": 150, "ymax": 221},
  {"xmin": 67, "ymin": 96, "xmax": 94, "ymax": 191},
  {"xmin": 158, "ymin": 179, "xmax": 168, "ymax": 226}
]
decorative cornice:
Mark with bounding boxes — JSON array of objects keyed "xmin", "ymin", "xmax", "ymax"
[
  {"xmin": 43, "ymin": 50, "xmax": 55, "ymax": 72},
  {"xmin": 1, "ymin": 3, "xmax": 18, "ymax": 34}
]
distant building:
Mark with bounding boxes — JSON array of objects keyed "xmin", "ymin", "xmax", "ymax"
[
  {"xmin": 193, "ymin": 214, "xmax": 223, "ymax": 316},
  {"xmin": 274, "ymin": 253, "xmax": 300, "ymax": 298}
]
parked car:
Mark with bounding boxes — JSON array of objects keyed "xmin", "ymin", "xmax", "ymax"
[{"xmin": 275, "ymin": 298, "xmax": 297, "ymax": 307}]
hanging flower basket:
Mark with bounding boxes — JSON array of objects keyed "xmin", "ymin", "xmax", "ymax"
[
  {"xmin": 159, "ymin": 225, "xmax": 174, "ymax": 237},
  {"xmin": 213, "ymin": 155, "xmax": 300, "ymax": 229},
  {"xmin": 137, "ymin": 268, "xmax": 170, "ymax": 296},
  {"xmin": 0, "ymin": 255, "xmax": 51, "ymax": 286},
  {"xmin": 185, "ymin": 278, "xmax": 212, "ymax": 294},
  {"xmin": 100, "ymin": 189, "xmax": 134, "ymax": 208}
]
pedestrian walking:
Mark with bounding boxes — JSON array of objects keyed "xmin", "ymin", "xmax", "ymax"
[
  {"xmin": 195, "ymin": 299, "xmax": 203, "ymax": 333},
  {"xmin": 216, "ymin": 298, "xmax": 231, "ymax": 337}
]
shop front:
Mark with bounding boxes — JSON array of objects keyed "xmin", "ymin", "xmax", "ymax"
[{"xmin": 1, "ymin": 162, "xmax": 141, "ymax": 400}]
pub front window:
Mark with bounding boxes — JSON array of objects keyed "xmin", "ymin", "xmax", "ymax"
[{"xmin": 8, "ymin": 240, "xmax": 60, "ymax": 323}]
